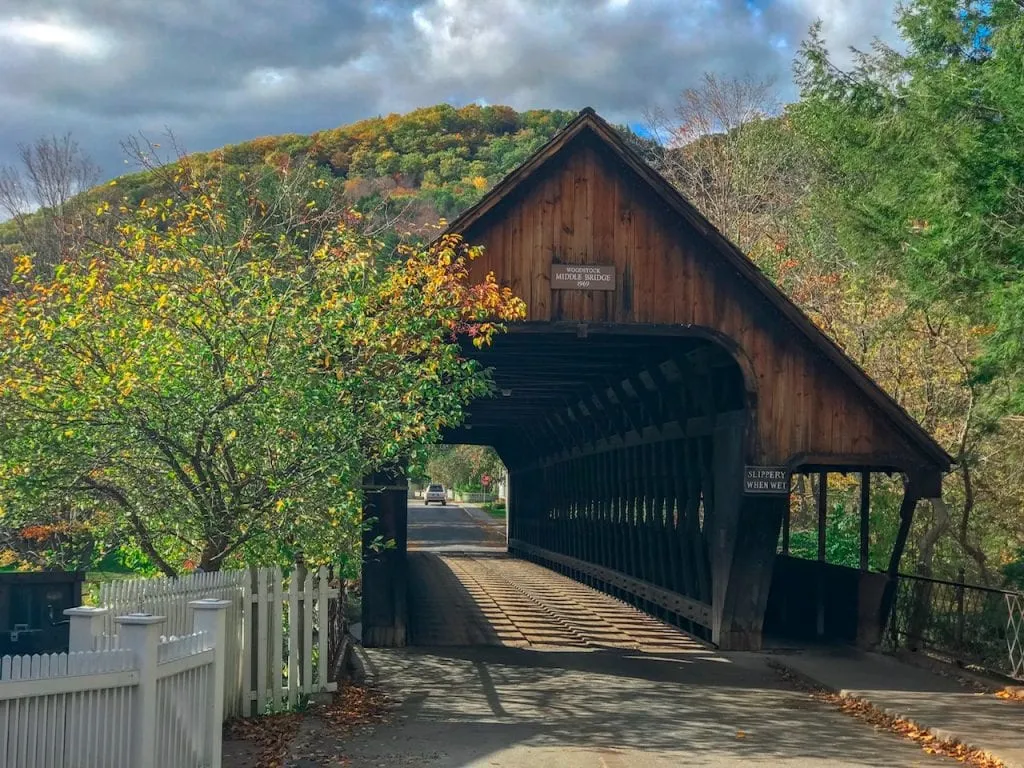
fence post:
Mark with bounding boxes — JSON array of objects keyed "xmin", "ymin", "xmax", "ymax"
[
  {"xmin": 64, "ymin": 606, "xmax": 109, "ymax": 651},
  {"xmin": 192, "ymin": 598, "xmax": 230, "ymax": 768},
  {"xmin": 117, "ymin": 613, "xmax": 166, "ymax": 768},
  {"xmin": 955, "ymin": 567, "xmax": 966, "ymax": 655}
]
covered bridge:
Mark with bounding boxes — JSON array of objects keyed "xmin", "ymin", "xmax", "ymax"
[{"xmin": 362, "ymin": 108, "xmax": 951, "ymax": 651}]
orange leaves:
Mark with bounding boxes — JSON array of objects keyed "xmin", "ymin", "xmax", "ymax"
[
  {"xmin": 994, "ymin": 688, "xmax": 1024, "ymax": 702},
  {"xmin": 771, "ymin": 662, "xmax": 1006, "ymax": 768}
]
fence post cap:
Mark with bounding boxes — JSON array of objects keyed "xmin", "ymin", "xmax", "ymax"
[
  {"xmin": 64, "ymin": 606, "xmax": 109, "ymax": 617},
  {"xmin": 189, "ymin": 598, "xmax": 231, "ymax": 610},
  {"xmin": 115, "ymin": 613, "xmax": 167, "ymax": 625}
]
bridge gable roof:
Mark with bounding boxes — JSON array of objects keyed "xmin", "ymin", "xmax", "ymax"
[{"xmin": 444, "ymin": 108, "xmax": 951, "ymax": 477}]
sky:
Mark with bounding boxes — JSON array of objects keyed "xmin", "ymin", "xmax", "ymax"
[{"xmin": 0, "ymin": 0, "xmax": 902, "ymax": 183}]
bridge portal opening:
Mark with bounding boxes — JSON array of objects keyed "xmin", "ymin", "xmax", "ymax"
[{"xmin": 446, "ymin": 325, "xmax": 751, "ymax": 644}]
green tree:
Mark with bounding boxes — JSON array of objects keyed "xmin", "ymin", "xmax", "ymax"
[
  {"xmin": 424, "ymin": 445, "xmax": 504, "ymax": 491},
  {"xmin": 792, "ymin": 2, "xmax": 1024, "ymax": 410},
  {"xmin": 0, "ymin": 161, "xmax": 525, "ymax": 575}
]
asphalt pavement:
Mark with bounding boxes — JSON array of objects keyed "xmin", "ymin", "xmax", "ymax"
[
  {"xmin": 283, "ymin": 501, "xmax": 956, "ymax": 767},
  {"xmin": 407, "ymin": 501, "xmax": 506, "ymax": 552}
]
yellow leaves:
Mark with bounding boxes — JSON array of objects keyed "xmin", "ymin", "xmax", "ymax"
[
  {"xmin": 994, "ymin": 688, "xmax": 1024, "ymax": 701},
  {"xmin": 13, "ymin": 255, "xmax": 32, "ymax": 277},
  {"xmin": 156, "ymin": 294, "xmax": 169, "ymax": 310}
]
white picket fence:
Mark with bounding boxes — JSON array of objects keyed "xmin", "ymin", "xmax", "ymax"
[
  {"xmin": 247, "ymin": 566, "xmax": 339, "ymax": 714},
  {"xmin": 95, "ymin": 564, "xmax": 339, "ymax": 716},
  {"xmin": 0, "ymin": 600, "xmax": 228, "ymax": 768},
  {"xmin": 97, "ymin": 570, "xmax": 248, "ymax": 718}
]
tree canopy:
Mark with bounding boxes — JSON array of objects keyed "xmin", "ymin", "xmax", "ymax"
[
  {"xmin": 0, "ymin": 160, "xmax": 524, "ymax": 575},
  {"xmin": 792, "ymin": 0, "xmax": 1024, "ymax": 411}
]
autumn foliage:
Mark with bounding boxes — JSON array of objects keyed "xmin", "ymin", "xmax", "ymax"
[{"xmin": 0, "ymin": 161, "xmax": 524, "ymax": 575}]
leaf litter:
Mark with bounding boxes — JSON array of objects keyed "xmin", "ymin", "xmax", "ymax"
[
  {"xmin": 768, "ymin": 661, "xmax": 1005, "ymax": 768},
  {"xmin": 223, "ymin": 684, "xmax": 393, "ymax": 768}
]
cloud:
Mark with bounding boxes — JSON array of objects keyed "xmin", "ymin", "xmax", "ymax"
[{"xmin": 0, "ymin": 0, "xmax": 902, "ymax": 181}]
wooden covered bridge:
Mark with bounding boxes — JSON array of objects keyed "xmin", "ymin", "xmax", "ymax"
[{"xmin": 361, "ymin": 108, "xmax": 951, "ymax": 651}]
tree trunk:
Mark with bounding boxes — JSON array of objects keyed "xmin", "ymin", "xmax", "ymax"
[{"xmin": 906, "ymin": 499, "xmax": 950, "ymax": 649}]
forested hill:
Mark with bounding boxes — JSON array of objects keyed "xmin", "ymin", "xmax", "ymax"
[
  {"xmin": 2, "ymin": 105, "xmax": 665, "ymax": 256},
  {"xmin": 128, "ymin": 105, "xmax": 585, "ymax": 221}
]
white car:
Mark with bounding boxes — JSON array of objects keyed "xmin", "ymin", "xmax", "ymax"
[{"xmin": 424, "ymin": 484, "xmax": 447, "ymax": 505}]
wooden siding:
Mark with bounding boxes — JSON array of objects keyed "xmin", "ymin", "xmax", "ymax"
[{"xmin": 461, "ymin": 135, "xmax": 920, "ymax": 469}]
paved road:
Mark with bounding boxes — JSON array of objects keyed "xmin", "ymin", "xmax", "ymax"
[
  {"xmin": 289, "ymin": 503, "xmax": 953, "ymax": 767},
  {"xmin": 408, "ymin": 501, "xmax": 506, "ymax": 552}
]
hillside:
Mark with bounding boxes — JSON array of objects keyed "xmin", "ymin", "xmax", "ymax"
[{"xmin": 3, "ymin": 106, "xmax": 659, "ymax": 258}]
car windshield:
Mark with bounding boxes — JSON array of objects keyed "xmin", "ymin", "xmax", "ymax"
[{"xmin": 428, "ymin": 485, "xmax": 443, "ymax": 492}]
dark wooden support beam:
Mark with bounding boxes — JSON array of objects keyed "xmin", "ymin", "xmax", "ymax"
[
  {"xmin": 553, "ymin": 411, "xmax": 586, "ymax": 453},
  {"xmin": 817, "ymin": 471, "xmax": 828, "ymax": 563},
  {"xmin": 593, "ymin": 386, "xmax": 629, "ymax": 442},
  {"xmin": 781, "ymin": 494, "xmax": 791, "ymax": 555},
  {"xmin": 627, "ymin": 374, "xmax": 665, "ymax": 431},
  {"xmin": 876, "ymin": 479, "xmax": 926, "ymax": 644},
  {"xmin": 816, "ymin": 471, "xmax": 828, "ymax": 638},
  {"xmin": 610, "ymin": 379, "xmax": 647, "ymax": 436},
  {"xmin": 538, "ymin": 417, "xmax": 570, "ymax": 457},
  {"xmin": 706, "ymin": 422, "xmax": 785, "ymax": 650},
  {"xmin": 860, "ymin": 472, "xmax": 871, "ymax": 571},
  {"xmin": 888, "ymin": 481, "xmax": 921, "ymax": 578},
  {"xmin": 647, "ymin": 363, "xmax": 689, "ymax": 425},
  {"xmin": 573, "ymin": 400, "xmax": 601, "ymax": 446},
  {"xmin": 588, "ymin": 391, "xmax": 619, "ymax": 445},
  {"xmin": 361, "ymin": 464, "xmax": 409, "ymax": 648},
  {"xmin": 569, "ymin": 399, "xmax": 604, "ymax": 448}
]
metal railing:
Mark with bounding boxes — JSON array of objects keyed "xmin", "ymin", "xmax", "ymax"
[{"xmin": 889, "ymin": 572, "xmax": 1024, "ymax": 680}]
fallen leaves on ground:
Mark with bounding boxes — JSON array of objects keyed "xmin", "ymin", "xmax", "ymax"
[
  {"xmin": 223, "ymin": 711, "xmax": 304, "ymax": 768},
  {"xmin": 316, "ymin": 683, "xmax": 393, "ymax": 731},
  {"xmin": 284, "ymin": 684, "xmax": 395, "ymax": 767},
  {"xmin": 994, "ymin": 688, "xmax": 1024, "ymax": 702},
  {"xmin": 768, "ymin": 661, "xmax": 1006, "ymax": 768}
]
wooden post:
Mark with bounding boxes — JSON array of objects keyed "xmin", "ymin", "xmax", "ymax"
[
  {"xmin": 817, "ymin": 471, "xmax": 827, "ymax": 562},
  {"xmin": 859, "ymin": 472, "xmax": 871, "ymax": 571},
  {"xmin": 361, "ymin": 464, "xmax": 408, "ymax": 647},
  {"xmin": 117, "ymin": 613, "xmax": 166, "ymax": 768},
  {"xmin": 817, "ymin": 471, "xmax": 828, "ymax": 638},
  {"xmin": 191, "ymin": 598, "xmax": 230, "ymax": 768},
  {"xmin": 887, "ymin": 485, "xmax": 920, "ymax": 578},
  {"xmin": 781, "ymin": 493, "xmax": 791, "ymax": 555}
]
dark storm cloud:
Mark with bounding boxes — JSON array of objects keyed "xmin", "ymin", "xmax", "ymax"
[{"xmin": 0, "ymin": 0, "xmax": 901, "ymax": 181}]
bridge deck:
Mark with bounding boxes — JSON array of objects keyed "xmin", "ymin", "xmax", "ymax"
[{"xmin": 408, "ymin": 552, "xmax": 702, "ymax": 652}]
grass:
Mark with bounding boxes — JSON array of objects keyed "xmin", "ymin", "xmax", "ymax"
[{"xmin": 481, "ymin": 501, "xmax": 506, "ymax": 521}]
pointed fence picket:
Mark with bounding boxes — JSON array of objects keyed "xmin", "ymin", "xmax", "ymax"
[
  {"xmin": 0, "ymin": 601, "xmax": 229, "ymax": 768},
  {"xmin": 97, "ymin": 569, "xmax": 248, "ymax": 718},
  {"xmin": 90, "ymin": 563, "xmax": 341, "ymax": 718},
  {"xmin": 247, "ymin": 565, "xmax": 339, "ymax": 715}
]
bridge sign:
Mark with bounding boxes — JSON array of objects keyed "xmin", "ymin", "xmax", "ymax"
[
  {"xmin": 551, "ymin": 263, "xmax": 616, "ymax": 291},
  {"xmin": 744, "ymin": 466, "xmax": 789, "ymax": 495}
]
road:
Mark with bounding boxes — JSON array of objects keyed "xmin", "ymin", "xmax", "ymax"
[
  {"xmin": 290, "ymin": 503, "xmax": 952, "ymax": 767},
  {"xmin": 408, "ymin": 500, "xmax": 506, "ymax": 552}
]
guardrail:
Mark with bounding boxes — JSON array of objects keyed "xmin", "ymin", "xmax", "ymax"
[{"xmin": 889, "ymin": 572, "xmax": 1024, "ymax": 680}]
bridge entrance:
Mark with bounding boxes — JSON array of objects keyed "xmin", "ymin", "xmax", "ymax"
[{"xmin": 361, "ymin": 108, "xmax": 950, "ymax": 651}]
